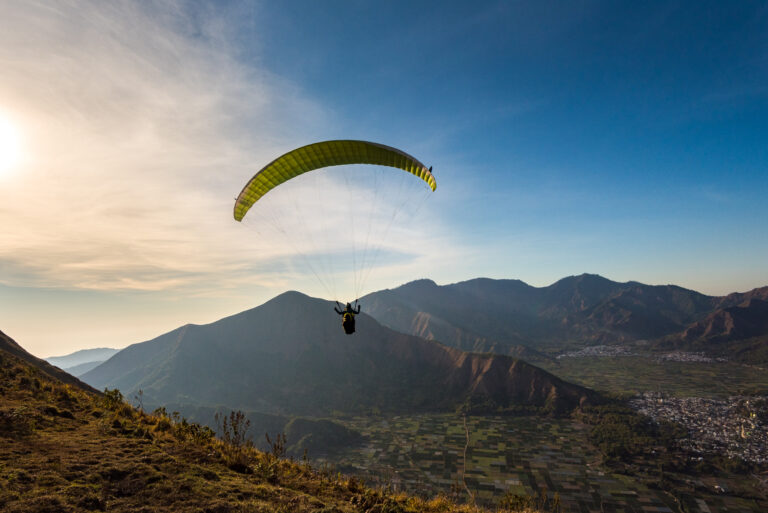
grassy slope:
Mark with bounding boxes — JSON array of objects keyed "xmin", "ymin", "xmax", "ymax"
[{"xmin": 0, "ymin": 348, "xmax": 539, "ymax": 513}]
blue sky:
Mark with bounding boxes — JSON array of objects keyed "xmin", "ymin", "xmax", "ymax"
[
  {"xmin": 249, "ymin": 0, "xmax": 768, "ymax": 289},
  {"xmin": 0, "ymin": 1, "xmax": 766, "ymax": 356}
]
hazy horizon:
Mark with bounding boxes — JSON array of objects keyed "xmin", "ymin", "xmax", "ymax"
[{"xmin": 24, "ymin": 272, "xmax": 768, "ymax": 359}]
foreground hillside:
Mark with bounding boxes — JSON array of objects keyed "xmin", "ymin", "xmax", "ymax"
[
  {"xmin": 81, "ymin": 291, "xmax": 597, "ymax": 417},
  {"xmin": 0, "ymin": 331, "xmax": 542, "ymax": 513},
  {"xmin": 0, "ymin": 330, "xmax": 98, "ymax": 393}
]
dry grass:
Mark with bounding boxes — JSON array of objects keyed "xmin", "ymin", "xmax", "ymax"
[{"xmin": 0, "ymin": 351, "xmax": 540, "ymax": 512}]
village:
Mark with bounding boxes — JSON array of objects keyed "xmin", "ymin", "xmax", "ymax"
[
  {"xmin": 556, "ymin": 346, "xmax": 728, "ymax": 363},
  {"xmin": 629, "ymin": 392, "xmax": 768, "ymax": 465},
  {"xmin": 556, "ymin": 345, "xmax": 638, "ymax": 358}
]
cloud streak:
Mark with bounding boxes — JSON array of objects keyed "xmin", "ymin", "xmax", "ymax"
[{"xmin": 0, "ymin": 1, "xmax": 455, "ymax": 300}]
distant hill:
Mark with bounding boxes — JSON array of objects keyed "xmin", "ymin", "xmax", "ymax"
[
  {"xmin": 81, "ymin": 291, "xmax": 597, "ymax": 417},
  {"xmin": 655, "ymin": 298, "xmax": 768, "ymax": 363},
  {"xmin": 0, "ymin": 329, "xmax": 98, "ymax": 393},
  {"xmin": 714, "ymin": 286, "xmax": 768, "ymax": 309},
  {"xmin": 46, "ymin": 347, "xmax": 119, "ymax": 370},
  {"xmin": 361, "ymin": 275, "xmax": 768, "ymax": 359},
  {"xmin": 61, "ymin": 359, "xmax": 107, "ymax": 377}
]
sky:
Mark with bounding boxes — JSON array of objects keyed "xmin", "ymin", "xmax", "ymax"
[{"xmin": 0, "ymin": 1, "xmax": 766, "ymax": 357}]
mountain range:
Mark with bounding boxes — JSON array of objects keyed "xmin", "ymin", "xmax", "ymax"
[
  {"xmin": 81, "ymin": 291, "xmax": 597, "ymax": 417},
  {"xmin": 45, "ymin": 347, "xmax": 119, "ymax": 376},
  {"xmin": 655, "ymin": 298, "xmax": 768, "ymax": 362},
  {"xmin": 37, "ymin": 273, "xmax": 767, "ymax": 426},
  {"xmin": 362, "ymin": 274, "xmax": 768, "ymax": 362}
]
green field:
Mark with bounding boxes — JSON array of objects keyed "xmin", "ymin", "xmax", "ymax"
[
  {"xmin": 312, "ymin": 354, "xmax": 768, "ymax": 512},
  {"xmin": 538, "ymin": 356, "xmax": 768, "ymax": 398},
  {"xmin": 321, "ymin": 414, "xmax": 679, "ymax": 512}
]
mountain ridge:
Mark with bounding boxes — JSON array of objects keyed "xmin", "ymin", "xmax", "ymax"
[
  {"xmin": 45, "ymin": 347, "xmax": 119, "ymax": 369},
  {"xmin": 82, "ymin": 291, "xmax": 598, "ymax": 417},
  {"xmin": 362, "ymin": 274, "xmax": 768, "ymax": 361},
  {"xmin": 654, "ymin": 298, "xmax": 768, "ymax": 362}
]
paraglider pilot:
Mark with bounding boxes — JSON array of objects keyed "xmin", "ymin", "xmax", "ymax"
[{"xmin": 334, "ymin": 301, "xmax": 361, "ymax": 335}]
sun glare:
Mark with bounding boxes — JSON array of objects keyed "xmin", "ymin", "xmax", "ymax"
[{"xmin": 0, "ymin": 115, "xmax": 22, "ymax": 177}]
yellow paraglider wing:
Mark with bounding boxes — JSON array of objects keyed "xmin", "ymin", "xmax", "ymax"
[{"xmin": 234, "ymin": 140, "xmax": 436, "ymax": 221}]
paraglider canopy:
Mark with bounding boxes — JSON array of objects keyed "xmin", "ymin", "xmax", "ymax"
[
  {"xmin": 234, "ymin": 140, "xmax": 436, "ymax": 221},
  {"xmin": 233, "ymin": 139, "xmax": 436, "ymax": 302}
]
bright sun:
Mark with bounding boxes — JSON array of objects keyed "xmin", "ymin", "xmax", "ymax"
[{"xmin": 0, "ymin": 115, "xmax": 22, "ymax": 176}]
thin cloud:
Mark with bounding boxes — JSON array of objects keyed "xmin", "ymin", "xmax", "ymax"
[{"xmin": 0, "ymin": 1, "xmax": 459, "ymax": 299}]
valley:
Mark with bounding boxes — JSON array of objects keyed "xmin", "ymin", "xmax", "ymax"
[
  {"xmin": 300, "ymin": 347, "xmax": 768, "ymax": 513},
  {"xmin": 537, "ymin": 352, "xmax": 768, "ymax": 398}
]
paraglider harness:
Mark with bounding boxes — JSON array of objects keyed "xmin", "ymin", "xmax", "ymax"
[{"xmin": 334, "ymin": 300, "xmax": 361, "ymax": 335}]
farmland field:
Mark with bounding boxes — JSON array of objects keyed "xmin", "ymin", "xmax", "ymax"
[
  {"xmin": 316, "ymin": 412, "xmax": 764, "ymax": 512},
  {"xmin": 538, "ymin": 356, "xmax": 768, "ymax": 398},
  {"xmin": 309, "ymin": 353, "xmax": 768, "ymax": 512}
]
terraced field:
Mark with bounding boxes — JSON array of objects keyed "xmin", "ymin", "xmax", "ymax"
[{"xmin": 319, "ymin": 414, "xmax": 763, "ymax": 513}]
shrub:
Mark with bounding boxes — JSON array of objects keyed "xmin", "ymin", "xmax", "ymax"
[
  {"xmin": 265, "ymin": 432, "xmax": 287, "ymax": 459},
  {"xmin": 56, "ymin": 385, "xmax": 78, "ymax": 404},
  {"xmin": 133, "ymin": 389, "xmax": 144, "ymax": 413},
  {"xmin": 116, "ymin": 403, "xmax": 135, "ymax": 419},
  {"xmin": 178, "ymin": 421, "xmax": 214, "ymax": 445},
  {"xmin": 499, "ymin": 487, "xmax": 561, "ymax": 513},
  {"xmin": 102, "ymin": 388, "xmax": 124, "ymax": 410},
  {"xmin": 215, "ymin": 410, "xmax": 254, "ymax": 473},
  {"xmin": 170, "ymin": 416, "xmax": 215, "ymax": 445},
  {"xmin": 154, "ymin": 417, "xmax": 172, "ymax": 433},
  {"xmin": 253, "ymin": 432, "xmax": 290, "ymax": 483}
]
